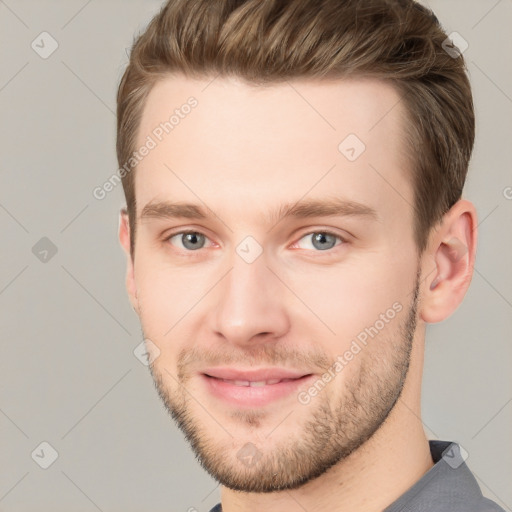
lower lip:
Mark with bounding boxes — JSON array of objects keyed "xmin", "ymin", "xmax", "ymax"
[{"xmin": 201, "ymin": 374, "xmax": 315, "ymax": 407}]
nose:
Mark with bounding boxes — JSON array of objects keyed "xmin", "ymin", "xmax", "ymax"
[{"xmin": 211, "ymin": 249, "xmax": 290, "ymax": 347}]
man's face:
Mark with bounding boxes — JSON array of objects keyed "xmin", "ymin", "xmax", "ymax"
[{"xmin": 124, "ymin": 75, "xmax": 423, "ymax": 492}]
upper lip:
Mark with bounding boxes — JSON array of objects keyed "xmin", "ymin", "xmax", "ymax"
[{"xmin": 202, "ymin": 367, "xmax": 312, "ymax": 382}]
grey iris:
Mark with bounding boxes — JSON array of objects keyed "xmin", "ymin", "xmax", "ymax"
[
  {"xmin": 311, "ymin": 232, "xmax": 337, "ymax": 250},
  {"xmin": 182, "ymin": 232, "xmax": 205, "ymax": 250}
]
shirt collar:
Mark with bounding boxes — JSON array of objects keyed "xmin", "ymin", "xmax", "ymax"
[
  {"xmin": 209, "ymin": 441, "xmax": 490, "ymax": 512},
  {"xmin": 383, "ymin": 440, "xmax": 484, "ymax": 511}
]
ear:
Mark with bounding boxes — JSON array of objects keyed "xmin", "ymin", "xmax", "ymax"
[
  {"xmin": 118, "ymin": 208, "xmax": 140, "ymax": 316},
  {"xmin": 419, "ymin": 199, "xmax": 477, "ymax": 324}
]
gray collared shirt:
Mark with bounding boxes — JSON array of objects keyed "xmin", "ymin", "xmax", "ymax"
[{"xmin": 208, "ymin": 440, "xmax": 506, "ymax": 512}]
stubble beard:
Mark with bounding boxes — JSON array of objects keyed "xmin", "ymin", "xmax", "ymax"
[{"xmin": 147, "ymin": 276, "xmax": 420, "ymax": 493}]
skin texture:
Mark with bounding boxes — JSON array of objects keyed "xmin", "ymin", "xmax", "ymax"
[{"xmin": 119, "ymin": 75, "xmax": 477, "ymax": 512}]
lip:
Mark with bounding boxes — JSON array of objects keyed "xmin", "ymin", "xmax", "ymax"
[
  {"xmin": 202, "ymin": 367, "xmax": 310, "ymax": 381},
  {"xmin": 200, "ymin": 367, "xmax": 315, "ymax": 407}
]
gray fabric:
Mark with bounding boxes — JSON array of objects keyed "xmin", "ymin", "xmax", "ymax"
[
  {"xmin": 208, "ymin": 441, "xmax": 505, "ymax": 512},
  {"xmin": 383, "ymin": 441, "xmax": 505, "ymax": 512}
]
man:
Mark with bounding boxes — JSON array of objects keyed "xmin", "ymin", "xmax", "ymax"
[{"xmin": 116, "ymin": 0, "xmax": 505, "ymax": 510}]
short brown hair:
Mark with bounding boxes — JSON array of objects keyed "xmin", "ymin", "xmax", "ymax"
[{"xmin": 116, "ymin": 0, "xmax": 475, "ymax": 259}]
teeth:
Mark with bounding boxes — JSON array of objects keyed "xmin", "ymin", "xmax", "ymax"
[
  {"xmin": 220, "ymin": 378, "xmax": 285, "ymax": 386},
  {"xmin": 232, "ymin": 380, "xmax": 250, "ymax": 386}
]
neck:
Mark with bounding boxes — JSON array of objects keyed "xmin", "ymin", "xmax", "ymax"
[{"xmin": 219, "ymin": 331, "xmax": 434, "ymax": 512}]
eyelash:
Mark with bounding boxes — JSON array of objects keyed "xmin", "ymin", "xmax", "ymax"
[{"xmin": 163, "ymin": 229, "xmax": 347, "ymax": 255}]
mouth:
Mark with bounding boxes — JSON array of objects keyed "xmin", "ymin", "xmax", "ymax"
[
  {"xmin": 200, "ymin": 368, "xmax": 314, "ymax": 407},
  {"xmin": 209, "ymin": 377, "xmax": 302, "ymax": 387}
]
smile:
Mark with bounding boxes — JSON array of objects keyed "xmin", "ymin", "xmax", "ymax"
[
  {"xmin": 214, "ymin": 377, "xmax": 299, "ymax": 387},
  {"xmin": 200, "ymin": 369, "xmax": 314, "ymax": 407}
]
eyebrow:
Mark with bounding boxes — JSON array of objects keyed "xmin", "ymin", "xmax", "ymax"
[
  {"xmin": 140, "ymin": 197, "xmax": 379, "ymax": 225},
  {"xmin": 140, "ymin": 197, "xmax": 379, "ymax": 229}
]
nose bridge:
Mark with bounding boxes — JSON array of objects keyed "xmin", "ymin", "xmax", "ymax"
[{"xmin": 211, "ymin": 246, "xmax": 290, "ymax": 344}]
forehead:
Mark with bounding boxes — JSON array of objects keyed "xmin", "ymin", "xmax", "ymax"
[
  {"xmin": 134, "ymin": 74, "xmax": 413, "ymax": 225},
  {"xmin": 138, "ymin": 74, "xmax": 407, "ymax": 146}
]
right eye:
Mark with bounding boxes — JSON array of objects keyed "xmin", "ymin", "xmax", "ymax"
[{"xmin": 165, "ymin": 230, "xmax": 212, "ymax": 251}]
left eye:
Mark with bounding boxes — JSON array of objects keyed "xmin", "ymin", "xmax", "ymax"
[{"xmin": 295, "ymin": 231, "xmax": 344, "ymax": 251}]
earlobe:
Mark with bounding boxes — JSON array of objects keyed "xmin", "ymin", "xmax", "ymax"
[
  {"xmin": 420, "ymin": 200, "xmax": 477, "ymax": 324},
  {"xmin": 118, "ymin": 208, "xmax": 140, "ymax": 316}
]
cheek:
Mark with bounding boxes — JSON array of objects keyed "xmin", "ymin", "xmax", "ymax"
[
  {"xmin": 280, "ymin": 256, "xmax": 409, "ymax": 343},
  {"xmin": 133, "ymin": 256, "xmax": 213, "ymax": 369},
  {"xmin": 135, "ymin": 250, "xmax": 210, "ymax": 319}
]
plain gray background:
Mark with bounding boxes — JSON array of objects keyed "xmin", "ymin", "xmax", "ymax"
[{"xmin": 1, "ymin": 0, "xmax": 511, "ymax": 511}]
